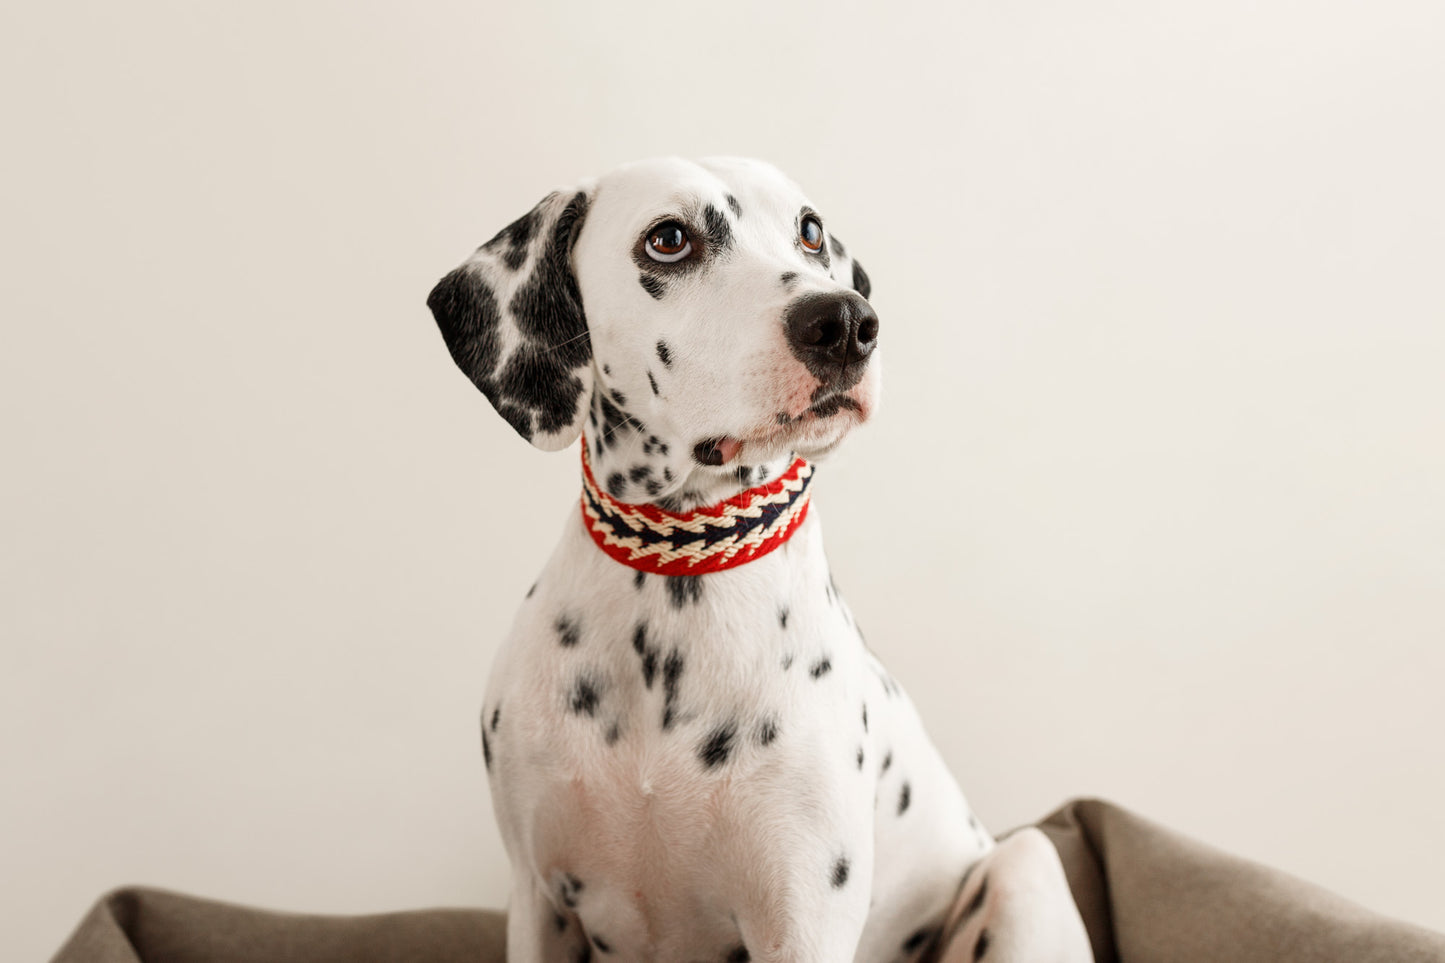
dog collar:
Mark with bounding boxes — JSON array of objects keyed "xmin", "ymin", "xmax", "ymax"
[{"xmin": 580, "ymin": 442, "xmax": 813, "ymax": 576}]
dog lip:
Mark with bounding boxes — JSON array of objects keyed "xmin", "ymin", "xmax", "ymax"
[{"xmin": 693, "ymin": 436, "xmax": 743, "ymax": 466}]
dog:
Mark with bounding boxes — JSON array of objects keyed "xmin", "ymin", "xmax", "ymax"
[{"xmin": 428, "ymin": 157, "xmax": 1092, "ymax": 963}]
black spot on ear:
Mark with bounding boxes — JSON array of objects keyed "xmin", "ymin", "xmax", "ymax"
[
  {"xmin": 702, "ymin": 204, "xmax": 734, "ymax": 254},
  {"xmin": 648, "ymin": 370, "xmax": 659, "ymax": 395},
  {"xmin": 510, "ymin": 194, "xmax": 590, "ymax": 350},
  {"xmin": 898, "ymin": 781, "xmax": 912, "ymax": 815},
  {"xmin": 699, "ymin": 722, "xmax": 737, "ymax": 769},
  {"xmin": 852, "ymin": 259, "xmax": 872, "ymax": 299},
  {"xmin": 607, "ymin": 472, "xmax": 626, "ymax": 497},
  {"xmin": 570, "ymin": 676, "xmax": 601, "ymax": 716},
  {"xmin": 484, "ymin": 206, "xmax": 542, "ymax": 271},
  {"xmin": 493, "ymin": 344, "xmax": 589, "ymax": 436},
  {"xmin": 810, "ymin": 657, "xmax": 832, "ymax": 679},
  {"xmin": 634, "ymin": 569, "xmax": 646, "ymax": 590},
  {"xmin": 555, "ymin": 616, "xmax": 581, "ymax": 648},
  {"xmin": 428, "ymin": 267, "xmax": 503, "ymax": 392},
  {"xmin": 656, "ymin": 340, "xmax": 673, "ymax": 368},
  {"xmin": 831, "ymin": 856, "xmax": 850, "ymax": 888},
  {"xmin": 667, "ymin": 576, "xmax": 703, "ymax": 608},
  {"xmin": 726, "ymin": 193, "xmax": 742, "ymax": 219},
  {"xmin": 757, "ymin": 718, "xmax": 778, "ymax": 746}
]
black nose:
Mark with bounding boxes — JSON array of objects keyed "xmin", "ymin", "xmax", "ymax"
[{"xmin": 784, "ymin": 292, "xmax": 879, "ymax": 388}]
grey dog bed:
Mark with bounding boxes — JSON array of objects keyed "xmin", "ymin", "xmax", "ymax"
[{"xmin": 50, "ymin": 798, "xmax": 1445, "ymax": 963}]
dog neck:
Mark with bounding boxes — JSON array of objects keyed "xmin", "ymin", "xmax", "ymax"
[
  {"xmin": 579, "ymin": 440, "xmax": 814, "ymax": 576},
  {"xmin": 582, "ymin": 389, "xmax": 800, "ymax": 511}
]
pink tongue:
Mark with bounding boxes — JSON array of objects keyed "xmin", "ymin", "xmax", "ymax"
[{"xmin": 715, "ymin": 437, "xmax": 743, "ymax": 465}]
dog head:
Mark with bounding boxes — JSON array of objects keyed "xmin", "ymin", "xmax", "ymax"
[{"xmin": 428, "ymin": 157, "xmax": 877, "ymax": 499}]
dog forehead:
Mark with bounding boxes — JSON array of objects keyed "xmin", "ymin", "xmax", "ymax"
[{"xmin": 590, "ymin": 156, "xmax": 810, "ymax": 235}]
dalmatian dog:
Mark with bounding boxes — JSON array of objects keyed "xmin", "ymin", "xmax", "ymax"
[{"xmin": 427, "ymin": 157, "xmax": 1092, "ymax": 963}]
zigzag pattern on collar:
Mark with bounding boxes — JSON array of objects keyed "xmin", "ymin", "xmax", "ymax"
[{"xmin": 579, "ymin": 441, "xmax": 813, "ymax": 576}]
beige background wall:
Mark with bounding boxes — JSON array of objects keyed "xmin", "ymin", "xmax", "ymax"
[{"xmin": 4, "ymin": 1, "xmax": 1443, "ymax": 958}]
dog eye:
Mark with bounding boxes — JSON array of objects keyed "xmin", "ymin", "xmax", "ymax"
[
  {"xmin": 646, "ymin": 222, "xmax": 692, "ymax": 263},
  {"xmin": 800, "ymin": 215, "xmax": 824, "ymax": 252}
]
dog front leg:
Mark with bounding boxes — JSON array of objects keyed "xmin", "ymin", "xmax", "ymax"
[{"xmin": 506, "ymin": 875, "xmax": 589, "ymax": 963}]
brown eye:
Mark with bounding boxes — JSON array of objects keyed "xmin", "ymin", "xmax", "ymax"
[
  {"xmin": 800, "ymin": 215, "xmax": 824, "ymax": 252},
  {"xmin": 646, "ymin": 222, "xmax": 692, "ymax": 263}
]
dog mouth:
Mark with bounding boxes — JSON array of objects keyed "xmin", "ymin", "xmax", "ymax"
[{"xmin": 692, "ymin": 392, "xmax": 866, "ymax": 467}]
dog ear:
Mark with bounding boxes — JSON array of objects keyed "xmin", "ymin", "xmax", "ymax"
[
  {"xmin": 427, "ymin": 184, "xmax": 598, "ymax": 451},
  {"xmin": 827, "ymin": 233, "xmax": 872, "ymax": 300}
]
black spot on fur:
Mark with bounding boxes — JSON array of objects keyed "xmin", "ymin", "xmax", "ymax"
[
  {"xmin": 560, "ymin": 873, "xmax": 583, "ymax": 908},
  {"xmin": 645, "ymin": 479, "xmax": 662, "ymax": 496},
  {"xmin": 639, "ymin": 272, "xmax": 666, "ymax": 299},
  {"xmin": 481, "ymin": 728, "xmax": 492, "ymax": 770},
  {"xmin": 974, "ymin": 929, "xmax": 990, "ymax": 960},
  {"xmin": 570, "ymin": 677, "xmax": 601, "ymax": 716},
  {"xmin": 702, "ymin": 204, "xmax": 734, "ymax": 254},
  {"xmin": 610, "ymin": 388, "xmax": 627, "ymax": 407},
  {"xmin": 810, "ymin": 657, "xmax": 832, "ymax": 679},
  {"xmin": 898, "ymin": 782, "xmax": 912, "ymax": 815},
  {"xmin": 735, "ymin": 465, "xmax": 752, "ymax": 485},
  {"xmin": 662, "ymin": 649, "xmax": 684, "ymax": 723},
  {"xmin": 778, "ymin": 607, "xmax": 789, "ymax": 629},
  {"xmin": 656, "ymin": 340, "xmax": 673, "ymax": 368},
  {"xmin": 591, "ymin": 934, "xmax": 612, "ymax": 953},
  {"xmin": 902, "ymin": 928, "xmax": 932, "ymax": 954},
  {"xmin": 699, "ymin": 722, "xmax": 737, "ymax": 769},
  {"xmin": 605, "ymin": 722, "xmax": 621, "ymax": 745},
  {"xmin": 629, "ymin": 464, "xmax": 652, "ymax": 483},
  {"xmin": 856, "ymin": 746, "xmax": 865, "ymax": 769},
  {"xmin": 861, "ymin": 703, "xmax": 868, "ymax": 732},
  {"xmin": 485, "ymin": 205, "xmax": 541, "ymax": 271},
  {"xmin": 726, "ymin": 193, "xmax": 742, "ymax": 219},
  {"xmin": 757, "ymin": 718, "xmax": 778, "ymax": 746},
  {"xmin": 634, "ymin": 569, "xmax": 645, "ymax": 590},
  {"xmin": 781, "ymin": 654, "xmax": 794, "ymax": 670},
  {"xmin": 831, "ymin": 857, "xmax": 850, "ymax": 888},
  {"xmin": 526, "ymin": 582, "xmax": 537, "ymax": 598},
  {"xmin": 881, "ymin": 750, "xmax": 892, "ymax": 773},
  {"xmin": 852, "ymin": 259, "xmax": 872, "ymax": 299},
  {"xmin": 667, "ymin": 576, "xmax": 703, "ymax": 608},
  {"xmin": 554, "ymin": 912, "xmax": 568, "ymax": 933},
  {"xmin": 780, "ymin": 271, "xmax": 797, "ymax": 286},
  {"xmin": 491, "ymin": 707, "xmax": 501, "ymax": 732},
  {"xmin": 596, "ymin": 394, "xmax": 644, "ymax": 450},
  {"xmin": 607, "ymin": 472, "xmax": 626, "ymax": 497},
  {"xmin": 648, "ymin": 370, "xmax": 659, "ymax": 395},
  {"xmin": 555, "ymin": 616, "xmax": 581, "ymax": 648},
  {"xmin": 642, "ymin": 650, "xmax": 658, "ymax": 688}
]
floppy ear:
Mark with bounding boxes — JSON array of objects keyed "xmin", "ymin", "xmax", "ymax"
[
  {"xmin": 427, "ymin": 184, "xmax": 597, "ymax": 451},
  {"xmin": 827, "ymin": 232, "xmax": 872, "ymax": 300}
]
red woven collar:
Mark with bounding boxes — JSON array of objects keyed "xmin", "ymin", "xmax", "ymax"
[{"xmin": 580, "ymin": 443, "xmax": 813, "ymax": 576}]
